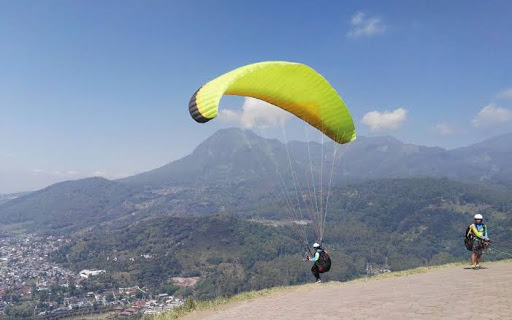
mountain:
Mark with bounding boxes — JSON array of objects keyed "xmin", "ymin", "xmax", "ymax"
[
  {"xmin": 0, "ymin": 177, "xmax": 143, "ymax": 234},
  {"xmin": 1, "ymin": 129, "xmax": 511, "ymax": 234},
  {"xmin": 0, "ymin": 192, "xmax": 30, "ymax": 205},
  {"xmin": 448, "ymin": 133, "xmax": 512, "ymax": 185},
  {"xmin": 120, "ymin": 128, "xmax": 287, "ymax": 188},
  {"xmin": 122, "ymin": 128, "xmax": 512, "ymax": 188}
]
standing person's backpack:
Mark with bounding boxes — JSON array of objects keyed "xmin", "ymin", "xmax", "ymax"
[
  {"xmin": 464, "ymin": 225, "xmax": 473, "ymax": 251},
  {"xmin": 317, "ymin": 250, "xmax": 331, "ymax": 272},
  {"xmin": 464, "ymin": 224, "xmax": 487, "ymax": 251}
]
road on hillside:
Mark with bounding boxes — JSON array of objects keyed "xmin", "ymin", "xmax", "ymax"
[{"xmin": 182, "ymin": 261, "xmax": 512, "ymax": 320}]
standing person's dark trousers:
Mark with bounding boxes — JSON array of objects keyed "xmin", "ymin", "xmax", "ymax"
[{"xmin": 311, "ymin": 264, "xmax": 320, "ymax": 280}]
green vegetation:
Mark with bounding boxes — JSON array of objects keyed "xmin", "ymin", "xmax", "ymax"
[
  {"xmin": 52, "ymin": 178, "xmax": 512, "ymax": 302},
  {"xmin": 3, "ymin": 303, "xmax": 35, "ymax": 319},
  {"xmin": 54, "ymin": 214, "xmax": 306, "ymax": 299}
]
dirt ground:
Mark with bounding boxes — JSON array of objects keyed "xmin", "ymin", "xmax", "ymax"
[
  {"xmin": 171, "ymin": 276, "xmax": 201, "ymax": 287},
  {"xmin": 183, "ymin": 261, "xmax": 512, "ymax": 320}
]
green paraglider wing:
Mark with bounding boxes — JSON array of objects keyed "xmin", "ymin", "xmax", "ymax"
[{"xmin": 188, "ymin": 61, "xmax": 356, "ymax": 144}]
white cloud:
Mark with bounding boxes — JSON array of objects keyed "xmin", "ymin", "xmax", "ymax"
[
  {"xmin": 496, "ymin": 88, "xmax": 512, "ymax": 100},
  {"xmin": 91, "ymin": 170, "xmax": 130, "ymax": 179},
  {"xmin": 432, "ymin": 123, "xmax": 455, "ymax": 136},
  {"xmin": 92, "ymin": 170, "xmax": 107, "ymax": 177},
  {"xmin": 31, "ymin": 169, "xmax": 84, "ymax": 178},
  {"xmin": 472, "ymin": 103, "xmax": 512, "ymax": 128},
  {"xmin": 30, "ymin": 168, "xmax": 131, "ymax": 180},
  {"xmin": 31, "ymin": 169, "xmax": 67, "ymax": 176},
  {"xmin": 219, "ymin": 97, "xmax": 292, "ymax": 129},
  {"xmin": 361, "ymin": 108, "xmax": 407, "ymax": 131},
  {"xmin": 351, "ymin": 11, "xmax": 365, "ymax": 25},
  {"xmin": 347, "ymin": 11, "xmax": 386, "ymax": 38},
  {"xmin": 30, "ymin": 168, "xmax": 130, "ymax": 180}
]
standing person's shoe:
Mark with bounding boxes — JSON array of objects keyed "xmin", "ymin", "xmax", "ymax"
[{"xmin": 316, "ymin": 279, "xmax": 322, "ymax": 283}]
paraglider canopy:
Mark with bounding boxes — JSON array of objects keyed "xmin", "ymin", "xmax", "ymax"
[{"xmin": 188, "ymin": 61, "xmax": 356, "ymax": 144}]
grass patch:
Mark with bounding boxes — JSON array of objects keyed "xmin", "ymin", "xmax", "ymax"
[
  {"xmin": 144, "ymin": 286, "xmax": 291, "ymax": 320},
  {"xmin": 62, "ymin": 312, "xmax": 115, "ymax": 320},
  {"xmin": 356, "ymin": 258, "xmax": 512, "ymax": 282}
]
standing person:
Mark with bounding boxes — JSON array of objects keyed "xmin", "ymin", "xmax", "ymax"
[
  {"xmin": 307, "ymin": 243, "xmax": 331, "ymax": 283},
  {"xmin": 467, "ymin": 214, "xmax": 490, "ymax": 269}
]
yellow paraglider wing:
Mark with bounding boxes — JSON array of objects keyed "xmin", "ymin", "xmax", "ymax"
[{"xmin": 188, "ymin": 61, "xmax": 356, "ymax": 144}]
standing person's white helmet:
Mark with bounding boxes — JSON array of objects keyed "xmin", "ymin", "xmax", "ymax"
[
  {"xmin": 474, "ymin": 214, "xmax": 483, "ymax": 220},
  {"xmin": 313, "ymin": 243, "xmax": 320, "ymax": 248}
]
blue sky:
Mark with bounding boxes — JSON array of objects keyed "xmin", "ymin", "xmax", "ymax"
[{"xmin": 1, "ymin": 0, "xmax": 511, "ymax": 193}]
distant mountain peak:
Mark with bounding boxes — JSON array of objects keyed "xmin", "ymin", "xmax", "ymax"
[
  {"xmin": 192, "ymin": 127, "xmax": 263, "ymax": 154},
  {"xmin": 206, "ymin": 127, "xmax": 260, "ymax": 142},
  {"xmin": 118, "ymin": 128, "xmax": 512, "ymax": 189},
  {"xmin": 44, "ymin": 176, "xmax": 113, "ymax": 190}
]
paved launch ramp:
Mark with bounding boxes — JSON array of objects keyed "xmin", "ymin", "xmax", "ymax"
[{"xmin": 183, "ymin": 261, "xmax": 512, "ymax": 320}]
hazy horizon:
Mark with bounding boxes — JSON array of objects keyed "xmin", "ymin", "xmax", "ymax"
[{"xmin": 1, "ymin": 127, "xmax": 510, "ymax": 194}]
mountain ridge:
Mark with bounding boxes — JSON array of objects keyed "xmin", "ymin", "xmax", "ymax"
[
  {"xmin": 1, "ymin": 129, "xmax": 511, "ymax": 233},
  {"xmin": 121, "ymin": 128, "xmax": 512, "ymax": 188}
]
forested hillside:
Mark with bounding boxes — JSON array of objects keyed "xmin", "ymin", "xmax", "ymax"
[{"xmin": 53, "ymin": 178, "xmax": 512, "ymax": 300}]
